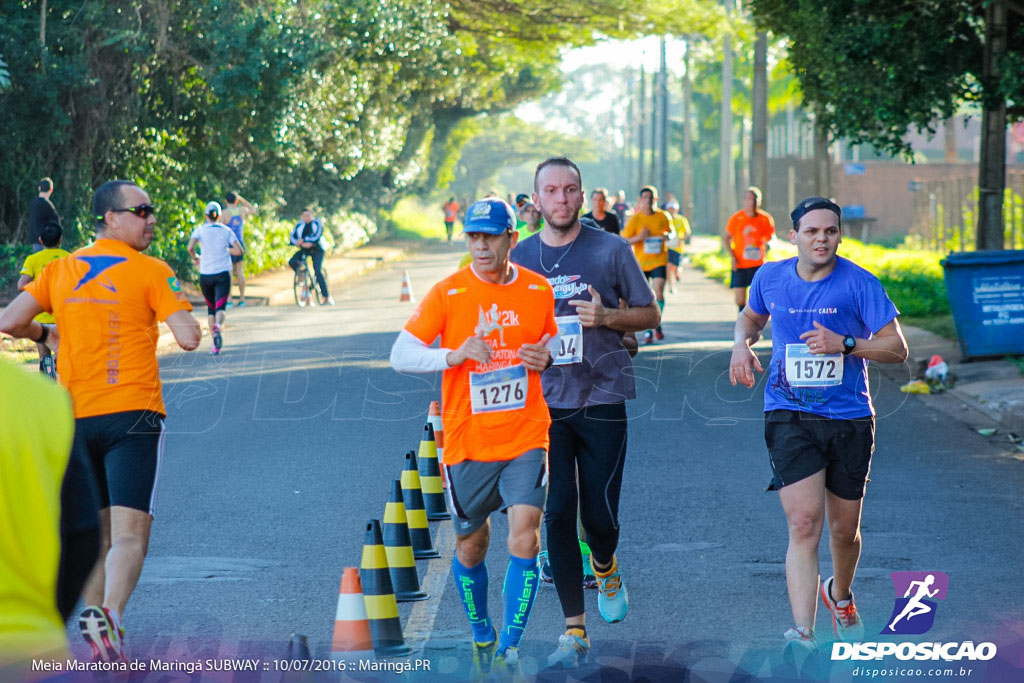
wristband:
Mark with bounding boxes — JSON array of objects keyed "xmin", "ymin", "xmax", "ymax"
[{"xmin": 34, "ymin": 324, "xmax": 49, "ymax": 344}]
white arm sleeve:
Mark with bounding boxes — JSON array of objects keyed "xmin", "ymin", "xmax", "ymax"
[{"xmin": 390, "ymin": 329, "xmax": 452, "ymax": 373}]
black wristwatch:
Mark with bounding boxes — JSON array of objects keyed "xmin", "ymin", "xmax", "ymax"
[
  {"xmin": 34, "ymin": 324, "xmax": 49, "ymax": 344},
  {"xmin": 842, "ymin": 335, "xmax": 856, "ymax": 355}
]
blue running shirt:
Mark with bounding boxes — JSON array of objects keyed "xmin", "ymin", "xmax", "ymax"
[{"xmin": 747, "ymin": 256, "xmax": 899, "ymax": 419}]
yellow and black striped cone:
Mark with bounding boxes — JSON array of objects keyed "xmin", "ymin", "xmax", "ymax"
[
  {"xmin": 360, "ymin": 520, "xmax": 412, "ymax": 658},
  {"xmin": 402, "ymin": 451, "xmax": 440, "ymax": 559},
  {"xmin": 418, "ymin": 424, "xmax": 450, "ymax": 521},
  {"xmin": 383, "ymin": 480, "xmax": 428, "ymax": 602}
]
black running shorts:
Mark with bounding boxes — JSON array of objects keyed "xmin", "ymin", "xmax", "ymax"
[
  {"xmin": 644, "ymin": 265, "xmax": 667, "ymax": 280},
  {"xmin": 730, "ymin": 265, "xmax": 761, "ymax": 289},
  {"xmin": 764, "ymin": 409, "xmax": 875, "ymax": 500},
  {"xmin": 72, "ymin": 410, "xmax": 166, "ymax": 515}
]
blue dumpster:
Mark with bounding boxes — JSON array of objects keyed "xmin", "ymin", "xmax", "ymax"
[{"xmin": 942, "ymin": 250, "xmax": 1024, "ymax": 359}]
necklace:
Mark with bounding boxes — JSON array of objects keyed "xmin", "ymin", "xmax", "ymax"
[{"xmin": 538, "ymin": 229, "xmax": 580, "ymax": 273}]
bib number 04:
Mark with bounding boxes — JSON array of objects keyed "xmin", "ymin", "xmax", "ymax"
[
  {"xmin": 552, "ymin": 315, "xmax": 583, "ymax": 366},
  {"xmin": 784, "ymin": 343, "xmax": 843, "ymax": 387},
  {"xmin": 470, "ymin": 364, "xmax": 528, "ymax": 414}
]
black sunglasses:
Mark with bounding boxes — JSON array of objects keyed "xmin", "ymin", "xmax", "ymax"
[{"xmin": 110, "ymin": 204, "xmax": 156, "ymax": 219}]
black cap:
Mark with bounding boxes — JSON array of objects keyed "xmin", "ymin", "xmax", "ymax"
[
  {"xmin": 791, "ymin": 196, "xmax": 841, "ymax": 229},
  {"xmin": 515, "ymin": 193, "xmax": 530, "ymax": 205}
]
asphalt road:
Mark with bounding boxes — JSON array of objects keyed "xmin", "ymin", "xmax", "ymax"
[{"xmin": 65, "ymin": 243, "xmax": 1024, "ymax": 682}]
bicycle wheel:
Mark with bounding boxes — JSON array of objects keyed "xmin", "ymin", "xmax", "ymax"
[
  {"xmin": 314, "ymin": 266, "xmax": 330, "ymax": 306},
  {"xmin": 294, "ymin": 267, "xmax": 310, "ymax": 307}
]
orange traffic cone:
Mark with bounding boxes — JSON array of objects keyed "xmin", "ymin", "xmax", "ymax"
[
  {"xmin": 383, "ymin": 480, "xmax": 428, "ymax": 602},
  {"xmin": 330, "ymin": 568, "xmax": 375, "ymax": 661},
  {"xmin": 360, "ymin": 520, "xmax": 412, "ymax": 657},
  {"xmin": 427, "ymin": 401, "xmax": 446, "ymax": 486},
  {"xmin": 399, "ymin": 270, "xmax": 415, "ymax": 303},
  {"xmin": 402, "ymin": 452, "xmax": 440, "ymax": 559},
  {"xmin": 418, "ymin": 424, "xmax": 450, "ymax": 521}
]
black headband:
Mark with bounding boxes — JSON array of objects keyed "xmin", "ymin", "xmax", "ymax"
[{"xmin": 791, "ymin": 196, "xmax": 841, "ymax": 229}]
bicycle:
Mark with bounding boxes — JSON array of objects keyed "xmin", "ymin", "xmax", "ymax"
[{"xmin": 293, "ymin": 254, "xmax": 330, "ymax": 307}]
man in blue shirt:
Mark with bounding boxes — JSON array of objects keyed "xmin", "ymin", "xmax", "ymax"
[{"xmin": 729, "ymin": 196, "xmax": 908, "ymax": 664}]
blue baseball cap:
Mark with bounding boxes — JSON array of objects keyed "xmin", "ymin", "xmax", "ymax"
[{"xmin": 463, "ymin": 198, "xmax": 516, "ymax": 235}]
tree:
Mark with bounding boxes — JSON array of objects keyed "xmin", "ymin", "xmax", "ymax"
[{"xmin": 750, "ymin": 0, "xmax": 1024, "ymax": 249}]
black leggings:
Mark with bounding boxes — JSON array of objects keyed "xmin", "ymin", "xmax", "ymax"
[
  {"xmin": 546, "ymin": 402, "xmax": 628, "ymax": 618},
  {"xmin": 288, "ymin": 247, "xmax": 328, "ymax": 297}
]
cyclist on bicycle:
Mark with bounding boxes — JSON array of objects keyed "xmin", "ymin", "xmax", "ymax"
[{"xmin": 288, "ymin": 208, "xmax": 334, "ymax": 305}]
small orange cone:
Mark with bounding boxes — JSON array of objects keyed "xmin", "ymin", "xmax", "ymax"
[
  {"xmin": 331, "ymin": 568, "xmax": 375, "ymax": 661},
  {"xmin": 399, "ymin": 270, "xmax": 415, "ymax": 303},
  {"xmin": 427, "ymin": 401, "xmax": 446, "ymax": 486}
]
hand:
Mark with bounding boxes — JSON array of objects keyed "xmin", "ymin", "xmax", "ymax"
[
  {"xmin": 300, "ymin": 241, "xmax": 314, "ymax": 249},
  {"xmin": 799, "ymin": 321, "xmax": 841, "ymax": 355},
  {"xmin": 729, "ymin": 343, "xmax": 764, "ymax": 388},
  {"xmin": 44, "ymin": 324, "xmax": 60, "ymax": 354},
  {"xmin": 568, "ymin": 285, "xmax": 609, "ymax": 328},
  {"xmin": 518, "ymin": 333, "xmax": 552, "ymax": 372},
  {"xmin": 447, "ymin": 331, "xmax": 493, "ymax": 366},
  {"xmin": 640, "ymin": 228, "xmax": 650, "ymax": 239}
]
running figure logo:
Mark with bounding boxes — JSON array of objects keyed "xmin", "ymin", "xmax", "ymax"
[
  {"xmin": 475, "ymin": 303, "xmax": 506, "ymax": 347},
  {"xmin": 882, "ymin": 571, "xmax": 949, "ymax": 635}
]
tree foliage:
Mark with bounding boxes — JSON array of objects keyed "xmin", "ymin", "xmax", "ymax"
[{"xmin": 750, "ymin": 0, "xmax": 1024, "ymax": 158}]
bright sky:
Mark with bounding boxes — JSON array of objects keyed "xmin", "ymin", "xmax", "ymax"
[{"xmin": 517, "ymin": 35, "xmax": 689, "ymax": 129}]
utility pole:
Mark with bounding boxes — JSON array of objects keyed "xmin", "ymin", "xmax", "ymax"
[
  {"xmin": 751, "ymin": 31, "xmax": 769, "ymax": 199},
  {"xmin": 638, "ymin": 64, "xmax": 646, "ymax": 192},
  {"xmin": 648, "ymin": 67, "xmax": 657, "ymax": 188},
  {"xmin": 682, "ymin": 40, "xmax": 694, "ymax": 224},
  {"xmin": 658, "ymin": 36, "xmax": 670, "ymax": 194},
  {"xmin": 718, "ymin": 4, "xmax": 735, "ymax": 231},
  {"xmin": 978, "ymin": 0, "xmax": 1007, "ymax": 250}
]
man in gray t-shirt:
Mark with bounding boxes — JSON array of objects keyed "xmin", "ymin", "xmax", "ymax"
[{"xmin": 509, "ymin": 157, "xmax": 659, "ymax": 668}]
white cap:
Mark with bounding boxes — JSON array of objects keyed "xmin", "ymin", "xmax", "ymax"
[{"xmin": 205, "ymin": 201, "xmax": 221, "ymax": 216}]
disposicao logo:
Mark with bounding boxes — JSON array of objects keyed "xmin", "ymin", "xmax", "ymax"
[
  {"xmin": 882, "ymin": 571, "xmax": 948, "ymax": 635},
  {"xmin": 831, "ymin": 571, "xmax": 997, "ymax": 663}
]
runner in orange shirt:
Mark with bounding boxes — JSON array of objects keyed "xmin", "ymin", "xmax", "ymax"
[
  {"xmin": 723, "ymin": 186, "xmax": 775, "ymax": 312},
  {"xmin": 390, "ymin": 197, "xmax": 557, "ymax": 675},
  {"xmin": 443, "ymin": 196, "xmax": 460, "ymax": 243},
  {"xmin": 621, "ymin": 185, "xmax": 671, "ymax": 344},
  {"xmin": 0, "ymin": 180, "xmax": 201, "ymax": 663}
]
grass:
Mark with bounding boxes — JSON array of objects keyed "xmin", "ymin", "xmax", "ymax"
[
  {"xmin": 390, "ymin": 198, "xmax": 450, "ymax": 241},
  {"xmin": 1007, "ymin": 355, "xmax": 1024, "ymax": 376},
  {"xmin": 0, "ymin": 336, "xmax": 39, "ymax": 366}
]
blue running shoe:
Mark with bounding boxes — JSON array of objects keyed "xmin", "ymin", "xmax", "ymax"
[
  {"xmin": 593, "ymin": 556, "xmax": 628, "ymax": 623},
  {"xmin": 547, "ymin": 630, "xmax": 589, "ymax": 668}
]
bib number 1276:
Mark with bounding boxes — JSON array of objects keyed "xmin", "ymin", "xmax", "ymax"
[{"xmin": 469, "ymin": 364, "xmax": 528, "ymax": 414}]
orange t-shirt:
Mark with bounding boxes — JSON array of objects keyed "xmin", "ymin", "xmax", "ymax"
[
  {"xmin": 444, "ymin": 202, "xmax": 460, "ymax": 223},
  {"xmin": 404, "ymin": 265, "xmax": 558, "ymax": 465},
  {"xmin": 725, "ymin": 209, "xmax": 775, "ymax": 268},
  {"xmin": 621, "ymin": 210, "xmax": 671, "ymax": 271},
  {"xmin": 26, "ymin": 239, "xmax": 193, "ymax": 419}
]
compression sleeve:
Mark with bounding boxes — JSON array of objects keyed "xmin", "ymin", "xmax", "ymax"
[{"xmin": 390, "ymin": 329, "xmax": 453, "ymax": 373}]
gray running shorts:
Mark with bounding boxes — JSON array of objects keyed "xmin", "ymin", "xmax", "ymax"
[{"xmin": 443, "ymin": 448, "xmax": 548, "ymax": 536}]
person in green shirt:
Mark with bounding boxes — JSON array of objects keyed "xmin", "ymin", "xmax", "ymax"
[{"xmin": 17, "ymin": 221, "xmax": 69, "ymax": 375}]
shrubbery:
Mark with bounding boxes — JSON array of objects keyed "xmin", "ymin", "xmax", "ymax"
[{"xmin": 691, "ymin": 238, "xmax": 949, "ymax": 317}]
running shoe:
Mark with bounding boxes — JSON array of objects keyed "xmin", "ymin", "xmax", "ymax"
[
  {"xmin": 212, "ymin": 324, "xmax": 223, "ymax": 351},
  {"xmin": 79, "ymin": 605, "xmax": 126, "ymax": 663},
  {"xmin": 821, "ymin": 576, "xmax": 865, "ymax": 641},
  {"xmin": 471, "ymin": 628, "xmax": 496, "ymax": 676},
  {"xmin": 236, "ymin": 299, "xmax": 246, "ymax": 308},
  {"xmin": 326, "ymin": 296, "xmax": 336, "ymax": 306},
  {"xmin": 654, "ymin": 326, "xmax": 665, "ymax": 341},
  {"xmin": 547, "ymin": 630, "xmax": 589, "ymax": 668},
  {"xmin": 538, "ymin": 550, "xmax": 553, "ymax": 584},
  {"xmin": 225, "ymin": 301, "xmax": 234, "ymax": 308},
  {"xmin": 782, "ymin": 626, "xmax": 817, "ymax": 670},
  {"xmin": 593, "ymin": 556, "xmax": 628, "ymax": 623},
  {"xmin": 643, "ymin": 330, "xmax": 654, "ymax": 345},
  {"xmin": 39, "ymin": 355, "xmax": 56, "ymax": 379},
  {"xmin": 492, "ymin": 646, "xmax": 521, "ymax": 677}
]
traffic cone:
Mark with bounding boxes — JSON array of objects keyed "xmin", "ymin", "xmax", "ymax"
[
  {"xmin": 331, "ymin": 568, "xmax": 375, "ymax": 661},
  {"xmin": 402, "ymin": 452, "xmax": 440, "ymax": 559},
  {"xmin": 427, "ymin": 401, "xmax": 447, "ymax": 487},
  {"xmin": 360, "ymin": 520, "xmax": 412, "ymax": 657},
  {"xmin": 418, "ymin": 424, "xmax": 450, "ymax": 521},
  {"xmin": 399, "ymin": 270, "xmax": 415, "ymax": 303},
  {"xmin": 382, "ymin": 481, "xmax": 428, "ymax": 602},
  {"xmin": 287, "ymin": 633, "xmax": 311, "ymax": 661}
]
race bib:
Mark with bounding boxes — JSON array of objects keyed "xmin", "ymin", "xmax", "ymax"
[
  {"xmin": 643, "ymin": 237, "xmax": 663, "ymax": 254},
  {"xmin": 470, "ymin": 364, "xmax": 528, "ymax": 414},
  {"xmin": 552, "ymin": 315, "xmax": 583, "ymax": 366},
  {"xmin": 743, "ymin": 245, "xmax": 762, "ymax": 261},
  {"xmin": 784, "ymin": 344, "xmax": 843, "ymax": 387}
]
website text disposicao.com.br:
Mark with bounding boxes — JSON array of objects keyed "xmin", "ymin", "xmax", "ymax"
[{"xmin": 852, "ymin": 665, "xmax": 976, "ymax": 678}]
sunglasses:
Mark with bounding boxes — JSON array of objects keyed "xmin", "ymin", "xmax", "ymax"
[{"xmin": 109, "ymin": 204, "xmax": 156, "ymax": 219}]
